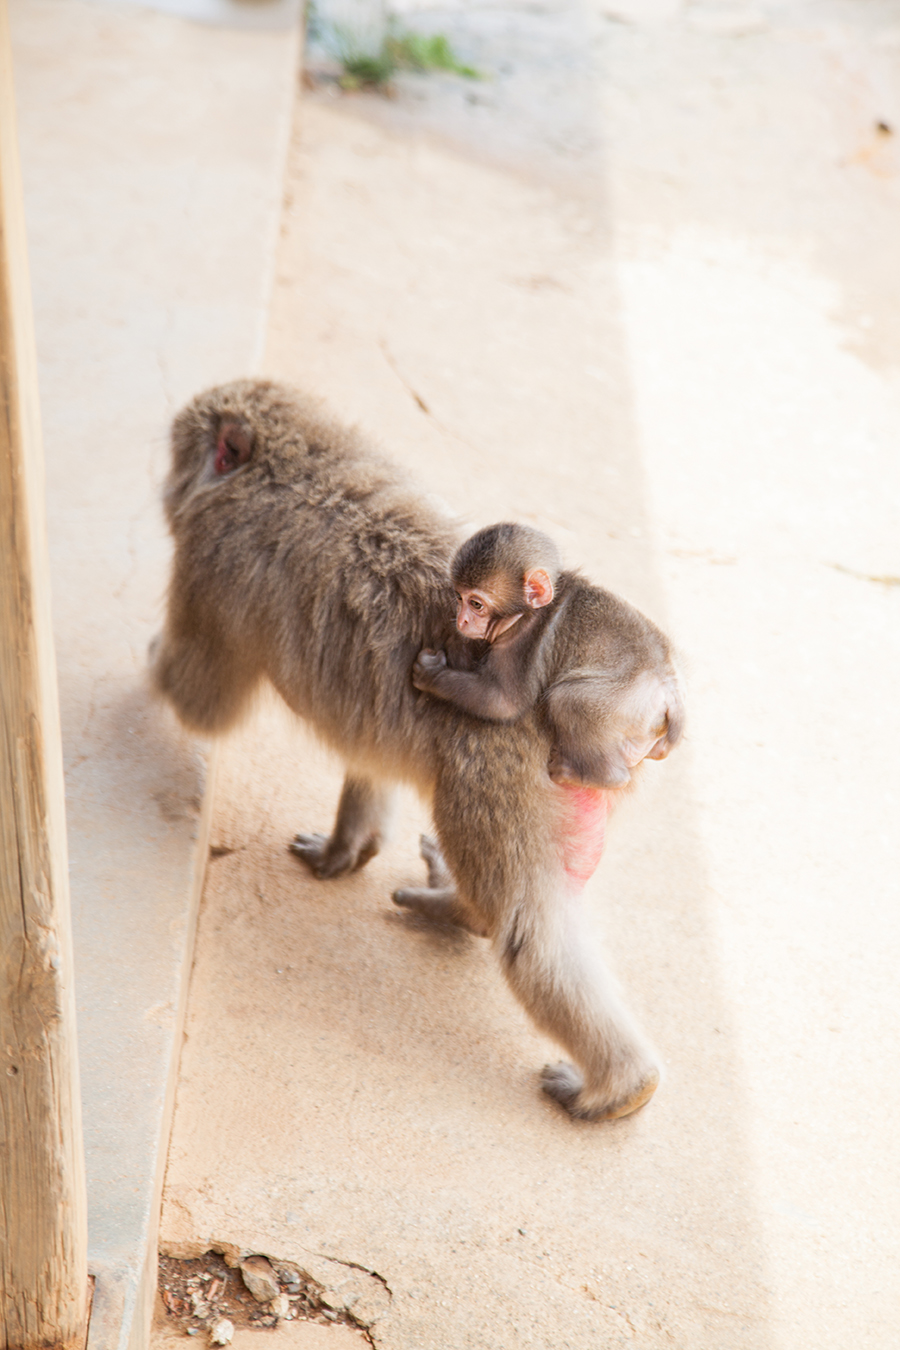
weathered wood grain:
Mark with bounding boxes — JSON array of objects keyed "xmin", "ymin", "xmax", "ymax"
[{"xmin": 0, "ymin": 2, "xmax": 87, "ymax": 1345}]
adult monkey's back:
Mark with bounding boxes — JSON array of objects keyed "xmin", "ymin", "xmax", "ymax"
[{"xmin": 153, "ymin": 379, "xmax": 662, "ymax": 1121}]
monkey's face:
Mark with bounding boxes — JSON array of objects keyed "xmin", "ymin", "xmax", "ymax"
[
  {"xmin": 455, "ymin": 586, "xmax": 499, "ymax": 640},
  {"xmin": 455, "ymin": 565, "xmax": 555, "ymax": 642}
]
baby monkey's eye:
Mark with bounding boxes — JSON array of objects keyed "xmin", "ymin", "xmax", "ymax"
[{"xmin": 470, "ymin": 598, "xmax": 484, "ymax": 611}]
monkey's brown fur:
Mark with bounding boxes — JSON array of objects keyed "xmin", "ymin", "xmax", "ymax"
[
  {"xmin": 152, "ymin": 379, "xmax": 663, "ymax": 1121},
  {"xmin": 416, "ymin": 521, "xmax": 684, "ymax": 788}
]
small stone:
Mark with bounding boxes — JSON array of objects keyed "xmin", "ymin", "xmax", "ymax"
[
  {"xmin": 270, "ymin": 1294, "xmax": 290, "ymax": 1319},
  {"xmin": 240, "ymin": 1256, "xmax": 280, "ymax": 1303},
  {"xmin": 209, "ymin": 1319, "xmax": 234, "ymax": 1346},
  {"xmin": 186, "ymin": 1330, "xmax": 199, "ymax": 1337},
  {"xmin": 276, "ymin": 1265, "xmax": 302, "ymax": 1292}
]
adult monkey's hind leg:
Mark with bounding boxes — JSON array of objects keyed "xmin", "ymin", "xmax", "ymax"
[
  {"xmin": 291, "ymin": 773, "xmax": 396, "ymax": 879},
  {"xmin": 433, "ymin": 727, "xmax": 660, "ymax": 1122},
  {"xmin": 150, "ymin": 614, "xmax": 261, "ymax": 737},
  {"xmin": 500, "ymin": 889, "xmax": 660, "ymax": 1121}
]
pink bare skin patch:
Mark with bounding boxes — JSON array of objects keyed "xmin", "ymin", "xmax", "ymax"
[
  {"xmin": 557, "ymin": 784, "xmax": 613, "ymax": 890},
  {"xmin": 213, "ymin": 422, "xmax": 252, "ymax": 476}
]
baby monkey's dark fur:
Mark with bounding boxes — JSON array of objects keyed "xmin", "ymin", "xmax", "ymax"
[
  {"xmin": 414, "ymin": 522, "xmax": 684, "ymax": 789},
  {"xmin": 152, "ymin": 379, "xmax": 674, "ymax": 1122}
]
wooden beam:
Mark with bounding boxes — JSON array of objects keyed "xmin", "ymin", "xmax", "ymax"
[{"xmin": 0, "ymin": 2, "xmax": 88, "ymax": 1347}]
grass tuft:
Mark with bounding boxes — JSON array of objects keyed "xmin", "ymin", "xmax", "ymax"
[
  {"xmin": 339, "ymin": 51, "xmax": 396, "ymax": 88},
  {"xmin": 325, "ymin": 20, "xmax": 481, "ymax": 90},
  {"xmin": 388, "ymin": 32, "xmax": 480, "ymax": 79}
]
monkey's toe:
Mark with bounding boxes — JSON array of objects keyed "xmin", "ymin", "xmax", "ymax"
[
  {"xmin": 540, "ymin": 1061, "xmax": 584, "ymax": 1111},
  {"xmin": 418, "ymin": 834, "xmax": 453, "ymax": 888},
  {"xmin": 290, "ymin": 833, "xmax": 327, "ymax": 859},
  {"xmin": 290, "ymin": 831, "xmax": 380, "ymax": 878},
  {"xmin": 418, "ymin": 833, "xmax": 439, "ymax": 861},
  {"xmin": 541, "ymin": 1062, "xmax": 659, "ymax": 1122},
  {"xmin": 290, "ymin": 833, "xmax": 349, "ymax": 879}
]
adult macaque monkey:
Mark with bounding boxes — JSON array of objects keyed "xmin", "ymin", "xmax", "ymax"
[
  {"xmin": 412, "ymin": 523, "xmax": 683, "ymax": 790},
  {"xmin": 152, "ymin": 379, "xmax": 679, "ymax": 1122}
]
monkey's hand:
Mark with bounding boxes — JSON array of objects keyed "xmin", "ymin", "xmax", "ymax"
[{"xmin": 412, "ymin": 647, "xmax": 447, "ymax": 692}]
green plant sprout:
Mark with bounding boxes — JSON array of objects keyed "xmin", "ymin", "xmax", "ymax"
[
  {"xmin": 329, "ymin": 22, "xmax": 481, "ymax": 89},
  {"xmin": 388, "ymin": 32, "xmax": 480, "ymax": 79}
]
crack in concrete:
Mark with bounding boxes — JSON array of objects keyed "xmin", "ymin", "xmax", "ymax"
[
  {"xmin": 317, "ymin": 1253, "xmax": 392, "ymax": 1296},
  {"xmin": 378, "ymin": 337, "xmax": 431, "ymax": 415},
  {"xmin": 377, "ymin": 337, "xmax": 485, "ymax": 457},
  {"xmin": 829, "ymin": 560, "xmax": 900, "ymax": 588},
  {"xmin": 295, "ymin": 1250, "xmax": 392, "ymax": 1341}
]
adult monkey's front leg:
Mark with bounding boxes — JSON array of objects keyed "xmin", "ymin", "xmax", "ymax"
[{"xmin": 291, "ymin": 773, "xmax": 396, "ymax": 879}]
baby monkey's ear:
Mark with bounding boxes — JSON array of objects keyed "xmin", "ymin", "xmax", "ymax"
[{"xmin": 523, "ymin": 567, "xmax": 554, "ymax": 609}]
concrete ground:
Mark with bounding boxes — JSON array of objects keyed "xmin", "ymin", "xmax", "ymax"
[{"xmin": 140, "ymin": 1, "xmax": 897, "ymax": 1347}]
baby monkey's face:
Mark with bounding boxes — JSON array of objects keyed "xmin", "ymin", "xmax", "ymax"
[
  {"xmin": 455, "ymin": 585, "xmax": 498, "ymax": 640},
  {"xmin": 455, "ymin": 564, "xmax": 555, "ymax": 643}
]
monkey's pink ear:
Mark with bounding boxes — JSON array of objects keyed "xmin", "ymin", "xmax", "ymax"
[{"xmin": 524, "ymin": 567, "xmax": 554, "ymax": 608}]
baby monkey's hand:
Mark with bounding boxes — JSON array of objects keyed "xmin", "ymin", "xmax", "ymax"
[{"xmin": 412, "ymin": 647, "xmax": 447, "ymax": 692}]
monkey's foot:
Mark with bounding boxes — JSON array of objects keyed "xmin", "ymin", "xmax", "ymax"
[
  {"xmin": 541, "ymin": 1061, "xmax": 659, "ymax": 1122},
  {"xmin": 290, "ymin": 831, "xmax": 380, "ymax": 879},
  {"xmin": 392, "ymin": 884, "xmax": 489, "ymax": 937}
]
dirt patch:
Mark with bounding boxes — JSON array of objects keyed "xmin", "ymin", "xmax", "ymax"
[{"xmin": 157, "ymin": 1252, "xmax": 363, "ymax": 1338}]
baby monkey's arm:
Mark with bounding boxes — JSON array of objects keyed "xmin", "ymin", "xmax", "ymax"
[{"xmin": 412, "ymin": 647, "xmax": 529, "ymax": 722}]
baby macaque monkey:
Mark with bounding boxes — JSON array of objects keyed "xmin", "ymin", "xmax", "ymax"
[{"xmin": 412, "ymin": 523, "xmax": 683, "ymax": 789}]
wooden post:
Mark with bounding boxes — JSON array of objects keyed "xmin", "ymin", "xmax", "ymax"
[{"xmin": 0, "ymin": 2, "xmax": 89, "ymax": 1347}]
